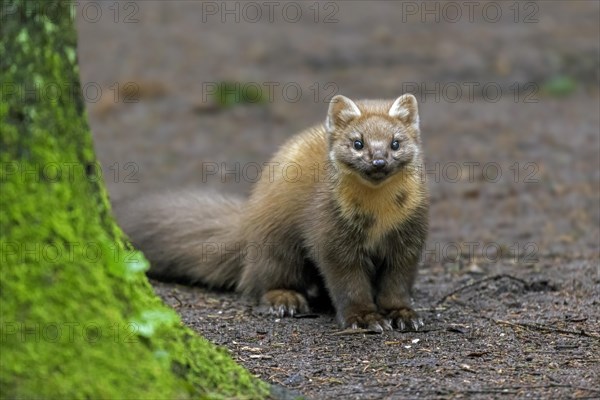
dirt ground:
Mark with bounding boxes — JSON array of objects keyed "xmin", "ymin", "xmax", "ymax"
[{"xmin": 77, "ymin": 1, "xmax": 599, "ymax": 398}]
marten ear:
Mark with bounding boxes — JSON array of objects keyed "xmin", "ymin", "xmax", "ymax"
[
  {"xmin": 326, "ymin": 95, "xmax": 361, "ymax": 133},
  {"xmin": 389, "ymin": 94, "xmax": 419, "ymax": 128}
]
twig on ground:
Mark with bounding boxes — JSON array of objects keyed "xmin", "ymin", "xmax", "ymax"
[
  {"xmin": 330, "ymin": 328, "xmax": 375, "ymax": 336},
  {"xmin": 435, "ymin": 274, "xmax": 529, "ymax": 306},
  {"xmin": 170, "ymin": 294, "xmax": 183, "ymax": 308},
  {"xmin": 483, "ymin": 316, "xmax": 600, "ymax": 339},
  {"xmin": 441, "ymin": 383, "xmax": 600, "ymax": 396}
]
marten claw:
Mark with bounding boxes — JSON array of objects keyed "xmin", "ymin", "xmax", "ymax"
[
  {"xmin": 344, "ymin": 311, "xmax": 388, "ymax": 333},
  {"xmin": 411, "ymin": 319, "xmax": 419, "ymax": 331},
  {"xmin": 369, "ymin": 322, "xmax": 384, "ymax": 333},
  {"xmin": 385, "ymin": 308, "xmax": 424, "ymax": 331},
  {"xmin": 383, "ymin": 319, "xmax": 394, "ymax": 331},
  {"xmin": 266, "ymin": 304, "xmax": 296, "ymax": 317},
  {"xmin": 412, "ymin": 318, "xmax": 424, "ymax": 331},
  {"xmin": 349, "ymin": 321, "xmax": 384, "ymax": 333}
]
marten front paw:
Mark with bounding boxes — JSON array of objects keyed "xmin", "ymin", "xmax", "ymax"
[
  {"xmin": 385, "ymin": 307, "xmax": 424, "ymax": 331},
  {"xmin": 342, "ymin": 309, "xmax": 392, "ymax": 333},
  {"xmin": 260, "ymin": 289, "xmax": 310, "ymax": 317}
]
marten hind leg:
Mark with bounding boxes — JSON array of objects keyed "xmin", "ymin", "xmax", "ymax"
[
  {"xmin": 260, "ymin": 289, "xmax": 309, "ymax": 317},
  {"xmin": 238, "ymin": 243, "xmax": 311, "ymax": 317}
]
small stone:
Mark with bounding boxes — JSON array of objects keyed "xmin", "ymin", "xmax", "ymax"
[{"xmin": 284, "ymin": 373, "xmax": 304, "ymax": 385}]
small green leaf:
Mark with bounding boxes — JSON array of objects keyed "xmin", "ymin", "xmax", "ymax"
[
  {"xmin": 131, "ymin": 309, "xmax": 179, "ymax": 338},
  {"xmin": 542, "ymin": 76, "xmax": 578, "ymax": 97},
  {"xmin": 214, "ymin": 81, "xmax": 265, "ymax": 107},
  {"xmin": 16, "ymin": 28, "xmax": 29, "ymax": 45},
  {"xmin": 65, "ymin": 47, "xmax": 76, "ymax": 65},
  {"xmin": 125, "ymin": 254, "xmax": 149, "ymax": 274}
]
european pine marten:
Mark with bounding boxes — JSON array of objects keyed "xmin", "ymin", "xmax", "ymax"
[{"xmin": 115, "ymin": 94, "xmax": 428, "ymax": 332}]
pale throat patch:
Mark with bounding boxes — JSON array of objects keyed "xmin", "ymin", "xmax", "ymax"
[{"xmin": 335, "ymin": 170, "xmax": 423, "ymax": 249}]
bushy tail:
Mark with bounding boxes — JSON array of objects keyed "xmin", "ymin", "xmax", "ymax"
[{"xmin": 113, "ymin": 190, "xmax": 245, "ymax": 290}]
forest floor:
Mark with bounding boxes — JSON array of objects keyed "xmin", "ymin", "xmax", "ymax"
[
  {"xmin": 77, "ymin": 1, "xmax": 599, "ymax": 398},
  {"xmin": 153, "ymin": 258, "xmax": 599, "ymax": 399}
]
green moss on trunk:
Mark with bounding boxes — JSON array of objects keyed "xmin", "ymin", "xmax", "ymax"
[{"xmin": 0, "ymin": 1, "xmax": 268, "ymax": 398}]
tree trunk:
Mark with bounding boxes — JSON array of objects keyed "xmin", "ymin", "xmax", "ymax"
[{"xmin": 0, "ymin": 1, "xmax": 268, "ymax": 398}]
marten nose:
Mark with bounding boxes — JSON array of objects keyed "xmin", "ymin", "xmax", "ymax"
[{"xmin": 372, "ymin": 158, "xmax": 386, "ymax": 169}]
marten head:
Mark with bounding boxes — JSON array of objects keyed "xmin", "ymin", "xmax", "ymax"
[{"xmin": 325, "ymin": 94, "xmax": 421, "ymax": 186}]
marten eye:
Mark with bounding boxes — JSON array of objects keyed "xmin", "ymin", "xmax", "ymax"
[
  {"xmin": 353, "ymin": 140, "xmax": 364, "ymax": 150},
  {"xmin": 391, "ymin": 140, "xmax": 400, "ymax": 151}
]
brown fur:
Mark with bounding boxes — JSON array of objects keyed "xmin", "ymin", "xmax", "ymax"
[{"xmin": 115, "ymin": 94, "xmax": 429, "ymax": 332}]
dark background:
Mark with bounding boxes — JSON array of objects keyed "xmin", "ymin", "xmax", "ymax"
[{"xmin": 78, "ymin": 1, "xmax": 599, "ymax": 258}]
